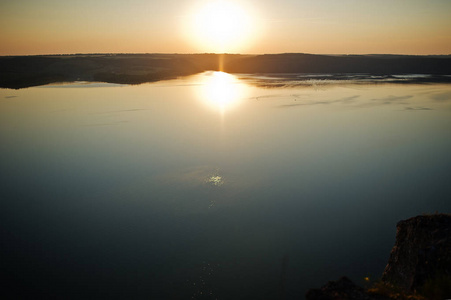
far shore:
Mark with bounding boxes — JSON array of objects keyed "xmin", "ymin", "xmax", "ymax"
[{"xmin": 1, "ymin": 53, "xmax": 450, "ymax": 89}]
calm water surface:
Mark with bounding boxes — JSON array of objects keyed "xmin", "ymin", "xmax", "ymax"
[{"xmin": 1, "ymin": 72, "xmax": 451, "ymax": 299}]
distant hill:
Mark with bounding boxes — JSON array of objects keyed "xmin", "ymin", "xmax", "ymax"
[
  {"xmin": 224, "ymin": 53, "xmax": 451, "ymax": 74},
  {"xmin": 1, "ymin": 53, "xmax": 450, "ymax": 89}
]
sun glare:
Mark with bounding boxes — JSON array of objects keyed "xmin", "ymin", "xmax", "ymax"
[
  {"xmin": 186, "ymin": 0, "xmax": 259, "ymax": 53},
  {"xmin": 197, "ymin": 71, "xmax": 246, "ymax": 113}
]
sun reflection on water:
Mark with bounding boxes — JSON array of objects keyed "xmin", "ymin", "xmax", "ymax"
[
  {"xmin": 197, "ymin": 71, "xmax": 246, "ymax": 113},
  {"xmin": 206, "ymin": 175, "xmax": 224, "ymax": 187}
]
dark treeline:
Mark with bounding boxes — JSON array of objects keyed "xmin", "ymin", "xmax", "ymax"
[
  {"xmin": 224, "ymin": 53, "xmax": 451, "ymax": 74},
  {"xmin": 1, "ymin": 53, "xmax": 450, "ymax": 89}
]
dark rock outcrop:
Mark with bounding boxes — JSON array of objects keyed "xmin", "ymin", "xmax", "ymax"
[
  {"xmin": 306, "ymin": 214, "xmax": 451, "ymax": 300},
  {"xmin": 381, "ymin": 214, "xmax": 451, "ymax": 291},
  {"xmin": 305, "ymin": 277, "xmax": 389, "ymax": 300}
]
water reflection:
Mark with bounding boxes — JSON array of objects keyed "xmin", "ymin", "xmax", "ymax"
[
  {"xmin": 197, "ymin": 71, "xmax": 246, "ymax": 113},
  {"xmin": 1, "ymin": 77, "xmax": 451, "ymax": 300},
  {"xmin": 206, "ymin": 175, "xmax": 224, "ymax": 187}
]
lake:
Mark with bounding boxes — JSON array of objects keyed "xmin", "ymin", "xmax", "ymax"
[{"xmin": 1, "ymin": 72, "xmax": 450, "ymax": 299}]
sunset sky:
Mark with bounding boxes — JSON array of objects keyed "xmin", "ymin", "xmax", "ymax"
[{"xmin": 1, "ymin": 0, "xmax": 450, "ymax": 55}]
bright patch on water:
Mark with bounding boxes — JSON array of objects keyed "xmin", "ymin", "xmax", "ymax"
[{"xmin": 207, "ymin": 175, "xmax": 224, "ymax": 186}]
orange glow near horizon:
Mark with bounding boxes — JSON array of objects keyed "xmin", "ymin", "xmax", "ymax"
[{"xmin": 0, "ymin": 0, "xmax": 450, "ymax": 55}]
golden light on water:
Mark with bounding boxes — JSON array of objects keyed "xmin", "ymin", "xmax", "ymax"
[
  {"xmin": 184, "ymin": 0, "xmax": 260, "ymax": 53},
  {"xmin": 207, "ymin": 175, "xmax": 224, "ymax": 187},
  {"xmin": 197, "ymin": 71, "xmax": 246, "ymax": 113}
]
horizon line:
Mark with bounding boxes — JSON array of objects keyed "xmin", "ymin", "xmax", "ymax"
[{"xmin": 1, "ymin": 52, "xmax": 451, "ymax": 57}]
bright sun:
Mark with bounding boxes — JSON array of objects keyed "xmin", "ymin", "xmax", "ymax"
[{"xmin": 187, "ymin": 0, "xmax": 257, "ymax": 53}]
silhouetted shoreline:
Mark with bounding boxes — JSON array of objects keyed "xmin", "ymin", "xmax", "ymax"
[{"xmin": 1, "ymin": 53, "xmax": 450, "ymax": 89}]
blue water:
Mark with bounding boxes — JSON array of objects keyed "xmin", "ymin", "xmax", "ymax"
[{"xmin": 1, "ymin": 73, "xmax": 450, "ymax": 299}]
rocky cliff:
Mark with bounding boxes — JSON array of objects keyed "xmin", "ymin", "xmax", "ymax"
[
  {"xmin": 306, "ymin": 214, "xmax": 451, "ymax": 300},
  {"xmin": 381, "ymin": 214, "xmax": 451, "ymax": 296}
]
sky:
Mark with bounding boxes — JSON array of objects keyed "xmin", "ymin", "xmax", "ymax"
[{"xmin": 1, "ymin": 0, "xmax": 450, "ymax": 55}]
